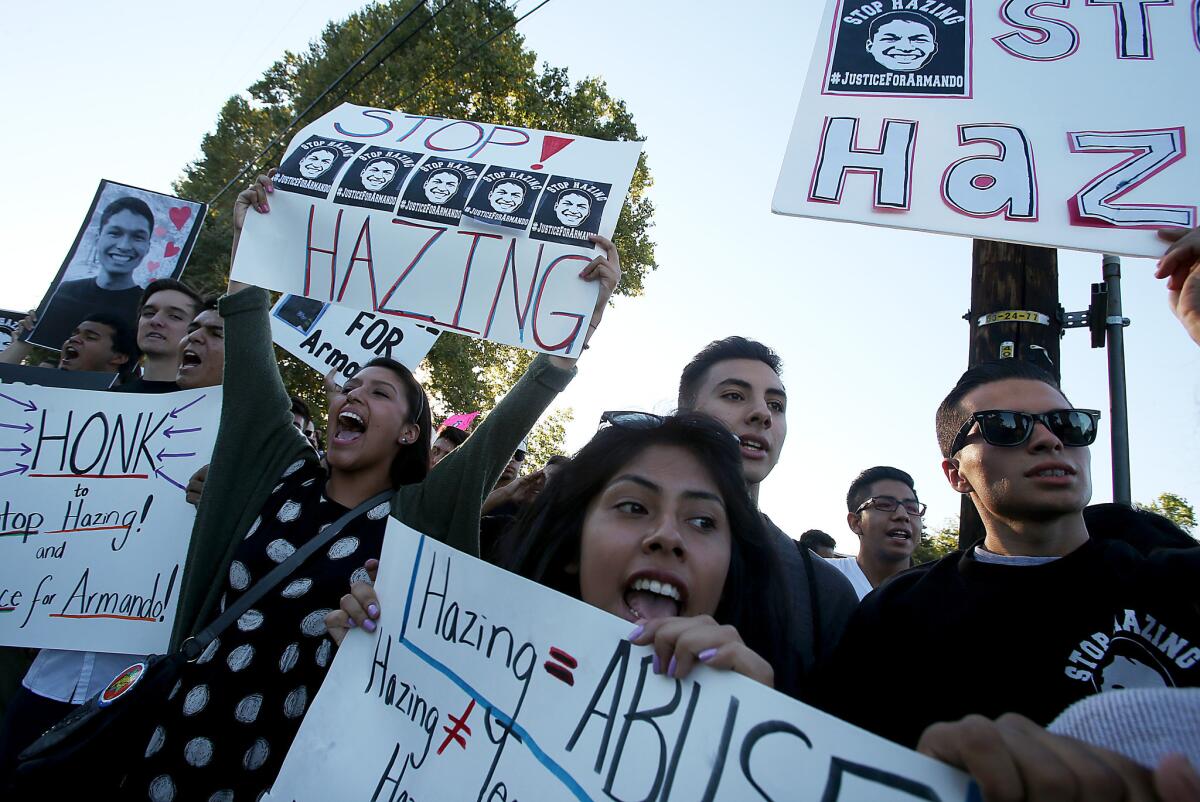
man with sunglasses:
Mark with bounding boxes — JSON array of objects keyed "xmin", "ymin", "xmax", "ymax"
[
  {"xmin": 830, "ymin": 466, "xmax": 925, "ymax": 600},
  {"xmin": 815, "ymin": 360, "xmax": 1200, "ymax": 793}
]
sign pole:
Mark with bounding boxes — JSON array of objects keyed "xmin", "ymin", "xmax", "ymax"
[{"xmin": 1102, "ymin": 254, "xmax": 1132, "ymax": 505}]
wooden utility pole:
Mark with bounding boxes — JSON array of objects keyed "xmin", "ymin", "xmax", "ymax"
[{"xmin": 959, "ymin": 240, "xmax": 1062, "ymax": 548}]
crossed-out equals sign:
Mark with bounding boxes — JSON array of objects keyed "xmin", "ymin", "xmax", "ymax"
[{"xmin": 543, "ymin": 646, "xmax": 578, "ymax": 686}]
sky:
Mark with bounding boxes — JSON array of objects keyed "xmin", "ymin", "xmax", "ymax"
[{"xmin": 2, "ymin": 0, "xmax": 1197, "ymax": 554}]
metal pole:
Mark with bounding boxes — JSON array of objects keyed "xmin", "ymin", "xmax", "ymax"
[{"xmin": 1102, "ymin": 254, "xmax": 1131, "ymax": 505}]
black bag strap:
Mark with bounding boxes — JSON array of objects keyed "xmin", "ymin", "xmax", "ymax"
[{"xmin": 180, "ymin": 489, "xmax": 392, "ymax": 659}]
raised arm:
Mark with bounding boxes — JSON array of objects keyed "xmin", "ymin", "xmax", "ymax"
[{"xmin": 0, "ymin": 310, "xmax": 36, "ymax": 365}]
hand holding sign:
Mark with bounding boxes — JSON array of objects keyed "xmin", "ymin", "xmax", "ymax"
[{"xmin": 1156, "ymin": 227, "xmax": 1200, "ymax": 347}]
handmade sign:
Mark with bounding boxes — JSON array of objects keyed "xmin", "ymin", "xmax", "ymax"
[
  {"xmin": 269, "ymin": 521, "xmax": 975, "ymax": 801},
  {"xmin": 233, "ymin": 104, "xmax": 642, "ymax": 357},
  {"xmin": 440, "ymin": 411, "xmax": 479, "ymax": 431},
  {"xmin": 30, "ymin": 180, "xmax": 207, "ymax": 349},
  {"xmin": 0, "ymin": 386, "xmax": 220, "ymax": 654},
  {"xmin": 773, "ymin": 0, "xmax": 1198, "ymax": 257},
  {"xmin": 0, "ymin": 308, "xmax": 24, "ymax": 353},
  {"xmin": 271, "ymin": 294, "xmax": 441, "ymax": 379}
]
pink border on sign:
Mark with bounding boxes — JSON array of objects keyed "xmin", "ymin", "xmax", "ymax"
[
  {"xmin": 1066, "ymin": 126, "xmax": 1196, "ymax": 229},
  {"xmin": 939, "ymin": 122, "xmax": 1041, "ymax": 221},
  {"xmin": 1084, "ymin": 0, "xmax": 1173, "ymax": 60},
  {"xmin": 819, "ymin": 0, "xmax": 975, "ymax": 100},
  {"xmin": 992, "ymin": 0, "xmax": 1080, "ymax": 62},
  {"xmin": 807, "ymin": 116, "xmax": 919, "ymax": 210}
]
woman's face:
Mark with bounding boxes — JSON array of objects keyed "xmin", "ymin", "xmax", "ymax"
[
  {"xmin": 97, "ymin": 209, "xmax": 151, "ymax": 275},
  {"xmin": 578, "ymin": 444, "xmax": 732, "ymax": 623},
  {"xmin": 326, "ymin": 366, "xmax": 419, "ymax": 476}
]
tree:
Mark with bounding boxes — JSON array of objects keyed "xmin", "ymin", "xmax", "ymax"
[
  {"xmin": 174, "ymin": 0, "xmax": 655, "ymax": 443},
  {"xmin": 1136, "ymin": 492, "xmax": 1196, "ymax": 534},
  {"xmin": 913, "ymin": 518, "xmax": 961, "ymax": 564}
]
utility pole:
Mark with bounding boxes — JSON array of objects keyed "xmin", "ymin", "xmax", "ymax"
[{"xmin": 959, "ymin": 240, "xmax": 1063, "ymax": 548}]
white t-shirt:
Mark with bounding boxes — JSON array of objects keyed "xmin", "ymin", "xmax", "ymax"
[{"xmin": 827, "ymin": 556, "xmax": 873, "ymax": 601}]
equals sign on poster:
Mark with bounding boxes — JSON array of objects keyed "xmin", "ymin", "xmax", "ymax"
[{"xmin": 543, "ymin": 646, "xmax": 578, "ymax": 686}]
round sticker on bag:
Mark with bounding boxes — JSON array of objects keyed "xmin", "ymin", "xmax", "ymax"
[{"xmin": 98, "ymin": 662, "xmax": 148, "ymax": 707}]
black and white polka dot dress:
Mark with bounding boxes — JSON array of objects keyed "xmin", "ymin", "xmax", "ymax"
[{"xmin": 129, "ymin": 459, "xmax": 390, "ymax": 801}]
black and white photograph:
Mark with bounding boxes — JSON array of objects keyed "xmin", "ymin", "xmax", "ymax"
[
  {"xmin": 0, "ymin": 308, "xmax": 23, "ymax": 353},
  {"xmin": 395, "ymin": 157, "xmax": 483, "ymax": 225},
  {"xmin": 29, "ymin": 180, "xmax": 206, "ymax": 349},
  {"xmin": 823, "ymin": 1, "xmax": 971, "ymax": 97},
  {"xmin": 273, "ymin": 294, "xmax": 329, "ymax": 335},
  {"xmin": 274, "ymin": 135, "xmax": 365, "ymax": 199},
  {"xmin": 332, "ymin": 147, "xmax": 421, "ymax": 212},
  {"xmin": 529, "ymin": 175, "xmax": 611, "ymax": 245},
  {"xmin": 462, "ymin": 167, "xmax": 546, "ymax": 230}
]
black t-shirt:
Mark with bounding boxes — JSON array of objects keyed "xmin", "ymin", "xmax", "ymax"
[
  {"xmin": 112, "ymin": 377, "xmax": 180, "ymax": 394},
  {"xmin": 813, "ymin": 537, "xmax": 1200, "ymax": 748},
  {"xmin": 36, "ymin": 277, "xmax": 143, "ymax": 348}
]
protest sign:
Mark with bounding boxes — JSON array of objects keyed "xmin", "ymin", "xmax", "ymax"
[
  {"xmin": 441, "ymin": 411, "xmax": 479, "ymax": 431},
  {"xmin": 232, "ymin": 104, "xmax": 642, "ymax": 357},
  {"xmin": 0, "ymin": 363, "xmax": 116, "ymax": 391},
  {"xmin": 0, "ymin": 385, "xmax": 219, "ymax": 654},
  {"xmin": 270, "ymin": 521, "xmax": 975, "ymax": 802},
  {"xmin": 0, "ymin": 308, "xmax": 24, "ymax": 353},
  {"xmin": 30, "ymin": 180, "xmax": 207, "ymax": 349},
  {"xmin": 773, "ymin": 0, "xmax": 1198, "ymax": 257},
  {"xmin": 271, "ymin": 294, "xmax": 441, "ymax": 379}
]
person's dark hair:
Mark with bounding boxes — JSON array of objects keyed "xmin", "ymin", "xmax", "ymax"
[
  {"xmin": 503, "ymin": 413, "xmax": 799, "ymax": 696},
  {"xmin": 79, "ymin": 311, "xmax": 140, "ymax": 375},
  {"xmin": 198, "ymin": 295, "xmax": 220, "ymax": 313},
  {"xmin": 799, "ymin": 529, "xmax": 837, "ymax": 551},
  {"xmin": 935, "ymin": 360, "xmax": 1067, "ymax": 458},
  {"xmin": 867, "ymin": 10, "xmax": 937, "ymax": 42},
  {"xmin": 361, "ymin": 356, "xmax": 431, "ymax": 486},
  {"xmin": 677, "ymin": 337, "xmax": 783, "ymax": 410},
  {"xmin": 99, "ymin": 196, "xmax": 154, "ymax": 233},
  {"xmin": 847, "ymin": 466, "xmax": 917, "ymax": 512},
  {"xmin": 290, "ymin": 395, "xmax": 313, "ymax": 426},
  {"xmin": 139, "ymin": 278, "xmax": 203, "ymax": 318},
  {"xmin": 435, "ymin": 426, "xmax": 468, "ymax": 447},
  {"xmin": 543, "ymin": 454, "xmax": 570, "ymax": 468}
]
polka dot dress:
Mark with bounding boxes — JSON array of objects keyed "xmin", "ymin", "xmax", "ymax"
[{"xmin": 129, "ymin": 461, "xmax": 390, "ymax": 801}]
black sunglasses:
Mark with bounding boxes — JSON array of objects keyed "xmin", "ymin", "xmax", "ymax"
[
  {"xmin": 949, "ymin": 409, "xmax": 1101, "ymax": 456},
  {"xmin": 598, "ymin": 410, "xmax": 741, "ymax": 447}
]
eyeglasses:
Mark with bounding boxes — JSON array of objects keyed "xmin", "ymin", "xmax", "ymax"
[
  {"xmin": 598, "ymin": 410, "xmax": 741, "ymax": 447},
  {"xmin": 855, "ymin": 496, "xmax": 927, "ymax": 517},
  {"xmin": 948, "ymin": 409, "xmax": 1101, "ymax": 456}
]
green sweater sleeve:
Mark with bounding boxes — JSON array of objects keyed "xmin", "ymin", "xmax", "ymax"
[
  {"xmin": 393, "ymin": 355, "xmax": 576, "ymax": 557},
  {"xmin": 169, "ymin": 286, "xmax": 313, "ymax": 650}
]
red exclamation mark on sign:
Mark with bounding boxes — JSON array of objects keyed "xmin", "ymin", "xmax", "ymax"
[{"xmin": 532, "ymin": 135, "xmax": 573, "ymax": 170}]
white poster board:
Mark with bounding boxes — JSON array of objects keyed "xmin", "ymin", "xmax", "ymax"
[
  {"xmin": 0, "ymin": 386, "xmax": 219, "ymax": 654},
  {"xmin": 774, "ymin": 0, "xmax": 1198, "ymax": 257},
  {"xmin": 270, "ymin": 294, "xmax": 440, "ymax": 380},
  {"xmin": 270, "ymin": 520, "xmax": 975, "ymax": 801},
  {"xmin": 233, "ymin": 103, "xmax": 643, "ymax": 357}
]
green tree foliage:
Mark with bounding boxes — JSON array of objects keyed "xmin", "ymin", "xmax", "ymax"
[
  {"xmin": 1136, "ymin": 492, "xmax": 1196, "ymax": 534},
  {"xmin": 174, "ymin": 0, "xmax": 655, "ymax": 444},
  {"xmin": 913, "ymin": 519, "xmax": 961, "ymax": 565}
]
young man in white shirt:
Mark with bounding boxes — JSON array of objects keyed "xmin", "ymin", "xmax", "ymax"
[{"xmin": 828, "ymin": 466, "xmax": 924, "ymax": 600}]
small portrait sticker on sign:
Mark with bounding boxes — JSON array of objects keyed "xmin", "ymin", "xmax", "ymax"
[
  {"xmin": 530, "ymin": 176, "xmax": 611, "ymax": 245},
  {"xmin": 396, "ymin": 157, "xmax": 483, "ymax": 225},
  {"xmin": 462, "ymin": 167, "xmax": 545, "ymax": 230},
  {"xmin": 823, "ymin": 0, "xmax": 972, "ymax": 97},
  {"xmin": 274, "ymin": 136, "xmax": 365, "ymax": 198},
  {"xmin": 333, "ymin": 148, "xmax": 421, "ymax": 212}
]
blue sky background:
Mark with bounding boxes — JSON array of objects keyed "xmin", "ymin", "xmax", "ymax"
[{"xmin": 2, "ymin": 0, "xmax": 1196, "ymax": 553}]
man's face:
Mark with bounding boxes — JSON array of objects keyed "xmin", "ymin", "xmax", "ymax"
[
  {"xmin": 429, "ymin": 435, "xmax": 462, "ymax": 468},
  {"xmin": 488, "ymin": 181, "xmax": 525, "ymax": 213},
  {"xmin": 59, "ymin": 321, "xmax": 126, "ymax": 373},
  {"xmin": 360, "ymin": 160, "xmax": 397, "ymax": 191},
  {"xmin": 498, "ymin": 449, "xmax": 526, "ymax": 486},
  {"xmin": 292, "ymin": 413, "xmax": 320, "ymax": 451},
  {"xmin": 849, "ymin": 479, "xmax": 922, "ymax": 564},
  {"xmin": 97, "ymin": 210, "xmax": 151, "ymax": 277},
  {"xmin": 423, "ymin": 171, "xmax": 460, "ymax": 204},
  {"xmin": 137, "ymin": 289, "xmax": 197, "ymax": 359},
  {"xmin": 554, "ymin": 193, "xmax": 591, "ymax": 227},
  {"xmin": 867, "ymin": 19, "xmax": 938, "ymax": 71},
  {"xmin": 176, "ymin": 309, "xmax": 225, "ymax": 389},
  {"xmin": 299, "ymin": 149, "xmax": 337, "ymax": 179},
  {"xmin": 689, "ymin": 358, "xmax": 787, "ymax": 488},
  {"xmin": 943, "ymin": 379, "xmax": 1092, "ymax": 523}
]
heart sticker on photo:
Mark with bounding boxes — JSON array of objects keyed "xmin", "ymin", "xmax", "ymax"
[
  {"xmin": 164, "ymin": 242, "xmax": 181, "ymax": 258},
  {"xmin": 147, "ymin": 260, "xmax": 162, "ymax": 273},
  {"xmin": 154, "ymin": 226, "xmax": 167, "ymax": 237},
  {"xmin": 168, "ymin": 206, "xmax": 192, "ymax": 231}
]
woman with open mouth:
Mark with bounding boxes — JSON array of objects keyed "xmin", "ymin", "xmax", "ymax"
[
  {"xmin": 331, "ymin": 413, "xmax": 796, "ymax": 695},
  {"xmin": 123, "ymin": 172, "xmax": 621, "ymax": 802}
]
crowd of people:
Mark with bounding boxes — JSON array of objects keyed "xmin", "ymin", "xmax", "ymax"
[{"xmin": 0, "ymin": 173, "xmax": 1197, "ymax": 801}]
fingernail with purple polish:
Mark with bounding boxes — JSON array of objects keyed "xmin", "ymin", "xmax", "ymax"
[
  {"xmin": 627, "ymin": 623, "xmax": 644, "ymax": 641},
  {"xmin": 667, "ymin": 656, "xmax": 677, "ymax": 678},
  {"xmin": 347, "ymin": 617, "xmax": 357, "ymax": 628},
  {"xmin": 363, "ymin": 619, "xmax": 376, "ymax": 633},
  {"xmin": 698, "ymin": 648, "xmax": 718, "ymax": 662},
  {"xmin": 652, "ymin": 653, "xmax": 661, "ymax": 674},
  {"xmin": 367, "ymin": 604, "xmax": 379, "ymax": 619}
]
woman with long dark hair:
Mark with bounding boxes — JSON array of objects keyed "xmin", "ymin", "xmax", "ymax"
[
  {"xmin": 122, "ymin": 173, "xmax": 620, "ymax": 802},
  {"xmin": 332, "ymin": 413, "xmax": 797, "ymax": 694}
]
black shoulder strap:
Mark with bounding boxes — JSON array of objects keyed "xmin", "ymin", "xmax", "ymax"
[
  {"xmin": 181, "ymin": 490, "xmax": 392, "ymax": 659},
  {"xmin": 800, "ymin": 544, "xmax": 823, "ymax": 661}
]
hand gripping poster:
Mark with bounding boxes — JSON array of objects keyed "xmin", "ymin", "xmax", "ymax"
[
  {"xmin": 231, "ymin": 104, "xmax": 642, "ymax": 357},
  {"xmin": 0, "ymin": 385, "xmax": 220, "ymax": 654},
  {"xmin": 774, "ymin": 0, "xmax": 1199, "ymax": 257},
  {"xmin": 266, "ymin": 521, "xmax": 976, "ymax": 802}
]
